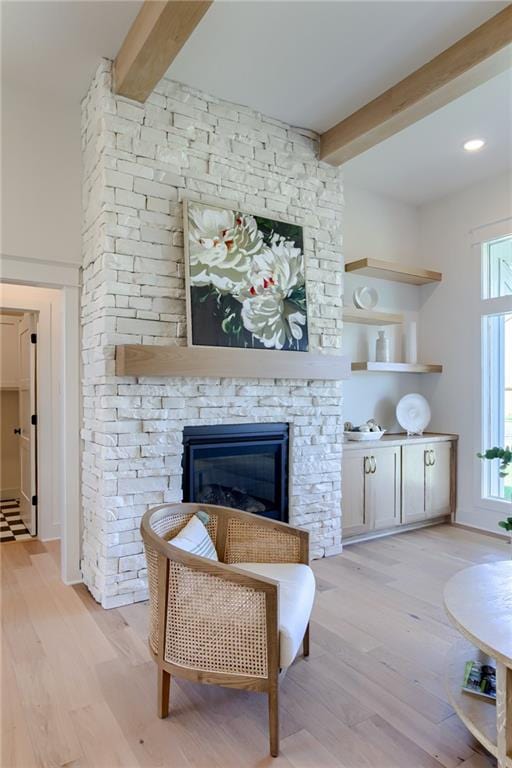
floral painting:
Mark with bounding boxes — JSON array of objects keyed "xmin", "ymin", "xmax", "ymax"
[{"xmin": 185, "ymin": 201, "xmax": 309, "ymax": 352}]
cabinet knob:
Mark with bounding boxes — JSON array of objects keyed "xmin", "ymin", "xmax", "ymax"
[
  {"xmin": 430, "ymin": 449, "xmax": 435, "ymax": 466},
  {"xmin": 13, "ymin": 427, "xmax": 21, "ymax": 435},
  {"xmin": 370, "ymin": 456, "xmax": 376, "ymax": 473},
  {"xmin": 424, "ymin": 449, "xmax": 430, "ymax": 466}
]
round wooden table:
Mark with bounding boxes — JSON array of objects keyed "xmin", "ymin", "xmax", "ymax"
[{"xmin": 444, "ymin": 561, "xmax": 512, "ymax": 768}]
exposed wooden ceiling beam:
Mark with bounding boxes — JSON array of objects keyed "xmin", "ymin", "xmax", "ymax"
[
  {"xmin": 320, "ymin": 5, "xmax": 512, "ymax": 166},
  {"xmin": 113, "ymin": 0, "xmax": 213, "ymax": 102}
]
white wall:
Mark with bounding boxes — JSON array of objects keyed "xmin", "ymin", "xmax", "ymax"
[
  {"xmin": 418, "ymin": 171, "xmax": 512, "ymax": 533},
  {"xmin": 1, "ymin": 83, "xmax": 82, "ymax": 265},
  {"xmin": 343, "ymin": 185, "xmax": 423, "ymax": 431}
]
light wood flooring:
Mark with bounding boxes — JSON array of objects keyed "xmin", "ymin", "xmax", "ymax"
[{"xmin": 1, "ymin": 524, "xmax": 507, "ymax": 767}]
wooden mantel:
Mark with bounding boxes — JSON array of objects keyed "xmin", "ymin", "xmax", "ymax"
[{"xmin": 115, "ymin": 345, "xmax": 351, "ymax": 380}]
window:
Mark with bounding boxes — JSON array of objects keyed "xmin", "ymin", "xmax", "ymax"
[
  {"xmin": 483, "ymin": 235, "xmax": 512, "ymax": 299},
  {"xmin": 481, "ymin": 234, "xmax": 512, "ymax": 503}
]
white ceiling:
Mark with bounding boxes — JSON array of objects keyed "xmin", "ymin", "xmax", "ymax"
[
  {"xmin": 1, "ymin": 0, "xmax": 510, "ymax": 205},
  {"xmin": 170, "ymin": 0, "xmax": 507, "ymax": 132},
  {"xmin": 343, "ymin": 69, "xmax": 512, "ymax": 205},
  {"xmin": 1, "ymin": 1, "xmax": 142, "ymax": 103}
]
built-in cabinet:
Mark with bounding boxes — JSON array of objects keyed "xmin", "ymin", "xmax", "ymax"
[
  {"xmin": 343, "ymin": 446, "xmax": 401, "ymax": 537},
  {"xmin": 402, "ymin": 441, "xmax": 452, "ymax": 524},
  {"xmin": 343, "ymin": 435, "xmax": 456, "ymax": 541}
]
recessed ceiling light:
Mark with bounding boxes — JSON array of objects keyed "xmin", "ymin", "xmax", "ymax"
[{"xmin": 463, "ymin": 139, "xmax": 485, "ymax": 152}]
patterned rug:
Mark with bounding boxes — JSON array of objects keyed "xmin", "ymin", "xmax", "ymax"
[{"xmin": 0, "ymin": 499, "xmax": 32, "ymax": 542}]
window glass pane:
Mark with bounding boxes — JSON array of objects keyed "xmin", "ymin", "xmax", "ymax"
[
  {"xmin": 482, "ymin": 312, "xmax": 512, "ymax": 500},
  {"xmin": 506, "ymin": 314, "xmax": 512, "ymax": 501},
  {"xmin": 484, "ymin": 235, "xmax": 512, "ymax": 299}
]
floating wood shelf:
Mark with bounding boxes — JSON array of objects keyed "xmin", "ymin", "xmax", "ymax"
[
  {"xmin": 351, "ymin": 362, "xmax": 443, "ymax": 373},
  {"xmin": 345, "ymin": 258, "xmax": 442, "ymax": 285},
  {"xmin": 343, "ymin": 308, "xmax": 403, "ymax": 326},
  {"xmin": 116, "ymin": 345, "xmax": 351, "ymax": 380}
]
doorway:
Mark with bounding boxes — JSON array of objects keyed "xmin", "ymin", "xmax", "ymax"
[
  {"xmin": 0, "ymin": 279, "xmax": 80, "ymax": 584},
  {"xmin": 0, "ymin": 309, "xmax": 38, "ymax": 541}
]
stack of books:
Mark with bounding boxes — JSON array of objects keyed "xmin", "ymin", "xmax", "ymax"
[{"xmin": 462, "ymin": 660, "xmax": 496, "ymax": 702}]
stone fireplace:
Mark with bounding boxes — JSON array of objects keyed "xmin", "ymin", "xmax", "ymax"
[{"xmin": 81, "ymin": 60, "xmax": 344, "ymax": 608}]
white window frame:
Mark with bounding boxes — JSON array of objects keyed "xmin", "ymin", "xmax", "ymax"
[{"xmin": 472, "ymin": 218, "xmax": 512, "ymax": 515}]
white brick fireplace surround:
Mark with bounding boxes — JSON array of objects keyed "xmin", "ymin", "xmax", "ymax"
[{"xmin": 82, "ymin": 60, "xmax": 344, "ymax": 608}]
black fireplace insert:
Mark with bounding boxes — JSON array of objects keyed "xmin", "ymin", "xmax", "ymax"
[{"xmin": 182, "ymin": 423, "xmax": 289, "ymax": 522}]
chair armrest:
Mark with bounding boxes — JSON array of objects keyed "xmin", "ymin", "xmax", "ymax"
[{"xmin": 164, "ymin": 553, "xmax": 279, "ymax": 679}]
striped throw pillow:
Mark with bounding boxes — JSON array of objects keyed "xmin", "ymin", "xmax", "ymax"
[{"xmin": 171, "ymin": 512, "xmax": 218, "ymax": 561}]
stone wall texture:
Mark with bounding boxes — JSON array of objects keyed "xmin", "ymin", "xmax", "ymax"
[{"xmin": 81, "ymin": 60, "xmax": 344, "ymax": 608}]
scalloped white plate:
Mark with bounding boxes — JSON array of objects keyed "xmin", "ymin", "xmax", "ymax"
[
  {"xmin": 353, "ymin": 286, "xmax": 378, "ymax": 310},
  {"xmin": 396, "ymin": 394, "xmax": 431, "ymax": 435}
]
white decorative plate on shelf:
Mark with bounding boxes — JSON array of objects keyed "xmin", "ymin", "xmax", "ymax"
[
  {"xmin": 344, "ymin": 430, "xmax": 386, "ymax": 441},
  {"xmin": 353, "ymin": 286, "xmax": 378, "ymax": 310},
  {"xmin": 396, "ymin": 394, "xmax": 431, "ymax": 435}
]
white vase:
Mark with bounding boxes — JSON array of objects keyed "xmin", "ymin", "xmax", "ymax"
[
  {"xmin": 376, "ymin": 331, "xmax": 390, "ymax": 362},
  {"xmin": 403, "ymin": 321, "xmax": 418, "ymax": 364}
]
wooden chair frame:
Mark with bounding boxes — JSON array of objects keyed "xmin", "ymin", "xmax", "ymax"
[{"xmin": 141, "ymin": 502, "xmax": 310, "ymax": 757}]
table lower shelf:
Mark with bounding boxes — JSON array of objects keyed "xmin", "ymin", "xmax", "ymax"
[{"xmin": 446, "ymin": 637, "xmax": 511, "ymax": 766}]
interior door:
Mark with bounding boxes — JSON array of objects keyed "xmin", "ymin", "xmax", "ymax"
[
  {"xmin": 370, "ymin": 447, "xmax": 401, "ymax": 530},
  {"xmin": 426, "ymin": 442, "xmax": 452, "ymax": 518},
  {"xmin": 18, "ymin": 314, "xmax": 37, "ymax": 535}
]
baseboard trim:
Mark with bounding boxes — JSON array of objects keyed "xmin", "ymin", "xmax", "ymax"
[
  {"xmin": 64, "ymin": 577, "xmax": 84, "ymax": 586},
  {"xmin": 451, "ymin": 521, "xmax": 509, "ymax": 541},
  {"xmin": 343, "ymin": 517, "xmax": 450, "ymax": 546}
]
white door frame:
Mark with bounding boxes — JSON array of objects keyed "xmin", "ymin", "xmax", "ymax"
[
  {"xmin": 0, "ymin": 254, "xmax": 81, "ymax": 584},
  {"xmin": 17, "ymin": 312, "xmax": 38, "ymax": 534}
]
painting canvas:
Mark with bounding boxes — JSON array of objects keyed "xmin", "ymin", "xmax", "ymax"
[{"xmin": 184, "ymin": 201, "xmax": 309, "ymax": 352}]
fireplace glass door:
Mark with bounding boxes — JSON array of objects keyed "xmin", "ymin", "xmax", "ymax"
[{"xmin": 183, "ymin": 424, "xmax": 288, "ymax": 522}]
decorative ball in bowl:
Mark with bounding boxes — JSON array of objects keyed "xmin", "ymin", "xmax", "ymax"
[{"xmin": 344, "ymin": 419, "xmax": 386, "ymax": 441}]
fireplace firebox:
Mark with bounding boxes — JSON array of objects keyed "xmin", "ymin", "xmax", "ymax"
[{"xmin": 182, "ymin": 423, "xmax": 289, "ymax": 522}]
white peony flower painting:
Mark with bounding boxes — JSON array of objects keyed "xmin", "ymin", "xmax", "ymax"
[{"xmin": 184, "ymin": 201, "xmax": 309, "ymax": 352}]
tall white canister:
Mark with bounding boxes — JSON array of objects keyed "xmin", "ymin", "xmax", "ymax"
[{"xmin": 375, "ymin": 330, "xmax": 390, "ymax": 362}]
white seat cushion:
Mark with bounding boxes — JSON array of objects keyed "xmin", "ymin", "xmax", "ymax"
[{"xmin": 235, "ymin": 562, "xmax": 315, "ymax": 668}]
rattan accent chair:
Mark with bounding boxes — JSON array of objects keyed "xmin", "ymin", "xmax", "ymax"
[{"xmin": 141, "ymin": 502, "xmax": 313, "ymax": 757}]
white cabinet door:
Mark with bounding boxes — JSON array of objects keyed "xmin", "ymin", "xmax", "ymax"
[
  {"xmin": 342, "ymin": 449, "xmax": 371, "ymax": 537},
  {"xmin": 402, "ymin": 444, "xmax": 426, "ymax": 523},
  {"xmin": 370, "ymin": 447, "xmax": 401, "ymax": 530},
  {"xmin": 425, "ymin": 442, "xmax": 452, "ymax": 519}
]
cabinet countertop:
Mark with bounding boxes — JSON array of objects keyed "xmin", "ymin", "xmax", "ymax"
[{"xmin": 343, "ymin": 432, "xmax": 458, "ymax": 450}]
